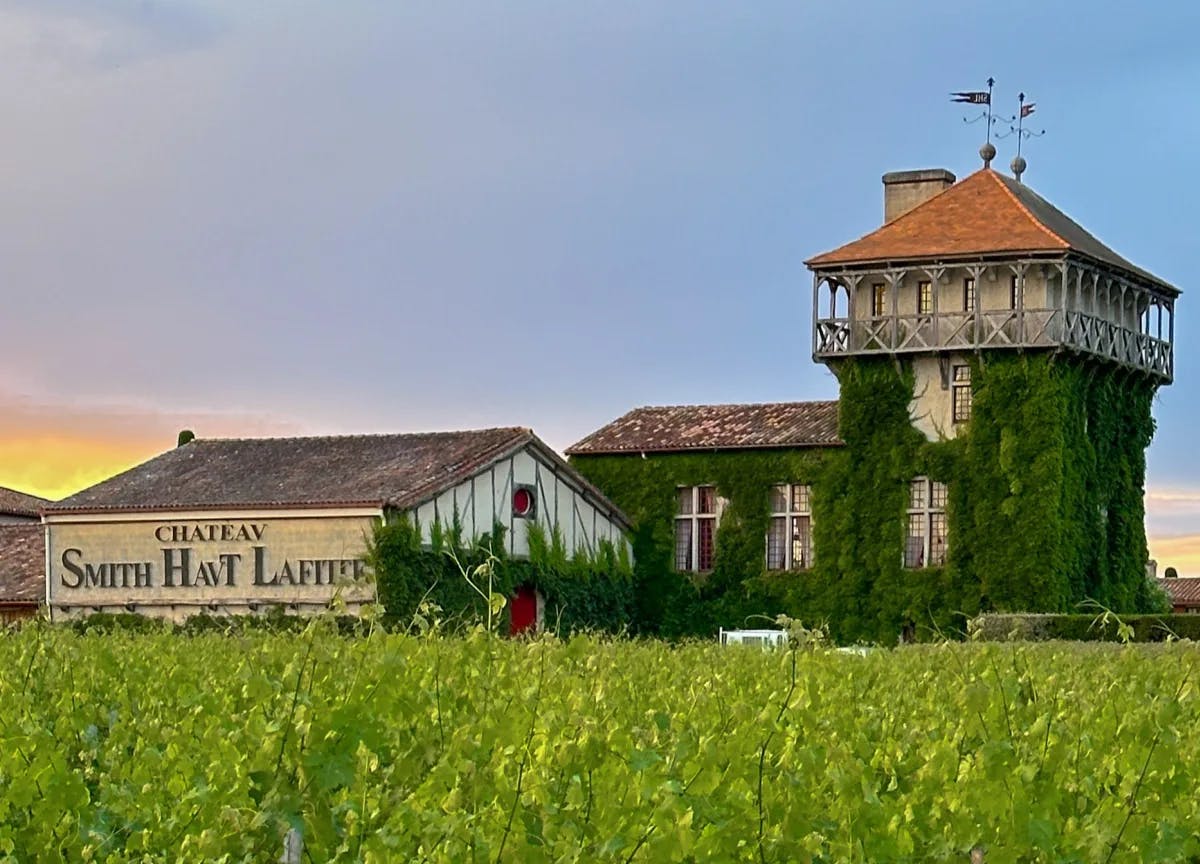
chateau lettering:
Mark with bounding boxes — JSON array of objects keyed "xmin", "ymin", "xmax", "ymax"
[{"xmin": 58, "ymin": 522, "xmax": 367, "ymax": 591}]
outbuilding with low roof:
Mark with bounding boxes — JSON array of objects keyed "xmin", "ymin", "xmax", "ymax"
[
  {"xmin": 44, "ymin": 428, "xmax": 630, "ymax": 623},
  {"xmin": 0, "ymin": 524, "xmax": 45, "ymax": 623}
]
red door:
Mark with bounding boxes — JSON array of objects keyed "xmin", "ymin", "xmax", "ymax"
[{"xmin": 510, "ymin": 586, "xmax": 537, "ymax": 636}]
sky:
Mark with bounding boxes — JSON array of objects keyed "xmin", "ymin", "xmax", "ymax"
[{"xmin": 2, "ymin": 0, "xmax": 1200, "ymax": 570}]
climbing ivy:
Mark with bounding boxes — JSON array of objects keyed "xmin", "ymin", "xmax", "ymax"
[
  {"xmin": 958, "ymin": 353, "xmax": 1162, "ymax": 614},
  {"xmin": 571, "ymin": 354, "xmax": 1165, "ymax": 644},
  {"xmin": 368, "ymin": 516, "xmax": 634, "ymax": 634},
  {"xmin": 563, "ymin": 449, "xmax": 829, "ymax": 638}
]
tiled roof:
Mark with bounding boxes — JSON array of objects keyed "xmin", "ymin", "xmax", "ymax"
[
  {"xmin": 806, "ymin": 168, "xmax": 1175, "ymax": 292},
  {"xmin": 47, "ymin": 428, "xmax": 538, "ymax": 513},
  {"xmin": 1158, "ymin": 577, "xmax": 1200, "ymax": 608},
  {"xmin": 0, "ymin": 524, "xmax": 44, "ymax": 603},
  {"xmin": 0, "ymin": 486, "xmax": 49, "ymax": 518},
  {"xmin": 566, "ymin": 401, "xmax": 841, "ymax": 455}
]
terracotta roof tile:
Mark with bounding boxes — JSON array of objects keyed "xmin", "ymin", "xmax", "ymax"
[
  {"xmin": 1158, "ymin": 577, "xmax": 1200, "ymax": 608},
  {"xmin": 0, "ymin": 524, "xmax": 44, "ymax": 603},
  {"xmin": 806, "ymin": 168, "xmax": 1174, "ymax": 291},
  {"xmin": 47, "ymin": 429, "xmax": 536, "ymax": 513},
  {"xmin": 566, "ymin": 401, "xmax": 841, "ymax": 455},
  {"xmin": 0, "ymin": 486, "xmax": 49, "ymax": 518}
]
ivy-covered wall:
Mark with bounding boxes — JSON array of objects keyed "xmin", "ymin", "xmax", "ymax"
[
  {"xmin": 559, "ymin": 449, "xmax": 830, "ymax": 638},
  {"xmin": 369, "ymin": 517, "xmax": 634, "ymax": 634},
  {"xmin": 570, "ymin": 354, "xmax": 1165, "ymax": 643}
]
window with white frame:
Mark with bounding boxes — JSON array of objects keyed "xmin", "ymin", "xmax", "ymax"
[
  {"xmin": 766, "ymin": 484, "xmax": 813, "ymax": 570},
  {"xmin": 905, "ymin": 478, "xmax": 947, "ymax": 568},
  {"xmin": 963, "ymin": 277, "xmax": 976, "ymax": 312},
  {"xmin": 952, "ymin": 365, "xmax": 972, "ymax": 423},
  {"xmin": 1010, "ymin": 274, "xmax": 1022, "ymax": 310},
  {"xmin": 675, "ymin": 485, "xmax": 718, "ymax": 572}
]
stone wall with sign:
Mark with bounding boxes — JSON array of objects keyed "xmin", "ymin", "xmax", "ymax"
[{"xmin": 46, "ymin": 511, "xmax": 379, "ymax": 621}]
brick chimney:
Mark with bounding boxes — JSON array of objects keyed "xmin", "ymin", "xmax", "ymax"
[{"xmin": 882, "ymin": 169, "xmax": 956, "ymax": 224}]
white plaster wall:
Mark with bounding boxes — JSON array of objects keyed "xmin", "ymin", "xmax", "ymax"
[
  {"xmin": 408, "ymin": 445, "xmax": 632, "ymax": 563},
  {"xmin": 849, "ymin": 266, "xmax": 1048, "ymax": 317},
  {"xmin": 908, "ymin": 353, "xmax": 972, "ymax": 442}
]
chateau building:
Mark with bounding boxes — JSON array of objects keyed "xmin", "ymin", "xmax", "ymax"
[
  {"xmin": 42, "ymin": 429, "xmax": 629, "ymax": 626},
  {"xmin": 571, "ymin": 157, "xmax": 1178, "ymax": 640},
  {"xmin": 808, "ymin": 164, "xmax": 1175, "ymax": 434}
]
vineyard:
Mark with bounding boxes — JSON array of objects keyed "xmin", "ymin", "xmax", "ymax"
[{"xmin": 0, "ymin": 623, "xmax": 1198, "ymax": 862}]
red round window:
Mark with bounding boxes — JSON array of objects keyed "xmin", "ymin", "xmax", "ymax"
[{"xmin": 512, "ymin": 487, "xmax": 535, "ymax": 517}]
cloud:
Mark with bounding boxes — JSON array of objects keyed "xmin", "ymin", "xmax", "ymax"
[
  {"xmin": 0, "ymin": 0, "xmax": 226, "ymax": 71},
  {"xmin": 1146, "ymin": 489, "xmax": 1200, "ymax": 509}
]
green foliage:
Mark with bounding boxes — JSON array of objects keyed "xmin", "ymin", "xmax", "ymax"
[
  {"xmin": 368, "ymin": 517, "xmax": 634, "ymax": 635},
  {"xmin": 971, "ymin": 612, "xmax": 1200, "ymax": 642},
  {"xmin": 955, "ymin": 355, "xmax": 1160, "ymax": 614},
  {"xmin": 68, "ymin": 611, "xmax": 368, "ymax": 636},
  {"xmin": 176, "ymin": 429, "xmax": 195, "ymax": 447},
  {"xmin": 573, "ymin": 355, "xmax": 1161, "ymax": 644},
  {"xmin": 0, "ymin": 628, "xmax": 1198, "ymax": 860},
  {"xmin": 568, "ymin": 448, "xmax": 828, "ymax": 638}
]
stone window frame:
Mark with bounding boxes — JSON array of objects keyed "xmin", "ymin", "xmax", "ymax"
[
  {"xmin": 917, "ymin": 280, "xmax": 933, "ymax": 315},
  {"xmin": 905, "ymin": 477, "xmax": 948, "ymax": 568},
  {"xmin": 766, "ymin": 483, "xmax": 813, "ymax": 571},
  {"xmin": 872, "ymin": 283, "xmax": 887, "ymax": 317},
  {"xmin": 952, "ymin": 364, "xmax": 973, "ymax": 423},
  {"xmin": 675, "ymin": 485, "xmax": 720, "ymax": 573}
]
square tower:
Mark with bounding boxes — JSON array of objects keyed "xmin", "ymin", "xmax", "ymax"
[{"xmin": 807, "ymin": 167, "xmax": 1176, "ymax": 439}]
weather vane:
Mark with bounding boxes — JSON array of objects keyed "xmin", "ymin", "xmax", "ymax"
[
  {"xmin": 952, "ymin": 77, "xmax": 999, "ymax": 167},
  {"xmin": 952, "ymin": 81, "xmax": 1046, "ymax": 177},
  {"xmin": 995, "ymin": 92, "xmax": 1045, "ymax": 180}
]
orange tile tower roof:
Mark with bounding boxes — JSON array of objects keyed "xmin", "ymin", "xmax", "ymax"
[{"xmin": 806, "ymin": 168, "xmax": 1176, "ymax": 294}]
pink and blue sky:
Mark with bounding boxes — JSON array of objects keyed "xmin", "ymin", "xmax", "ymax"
[{"xmin": 1, "ymin": 1, "xmax": 1198, "ymax": 571}]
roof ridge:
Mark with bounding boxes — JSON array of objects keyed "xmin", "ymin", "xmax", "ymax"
[
  {"xmin": 984, "ymin": 169, "xmax": 1069, "ymax": 250},
  {"xmin": 630, "ymin": 399, "xmax": 838, "ymax": 411},
  {"xmin": 189, "ymin": 427, "xmax": 531, "ymax": 444}
]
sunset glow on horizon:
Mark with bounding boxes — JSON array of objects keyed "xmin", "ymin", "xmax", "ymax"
[{"xmin": 0, "ymin": 434, "xmax": 164, "ymax": 501}]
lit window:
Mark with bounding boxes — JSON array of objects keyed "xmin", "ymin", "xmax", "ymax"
[
  {"xmin": 952, "ymin": 365, "xmax": 972, "ymax": 423},
  {"xmin": 766, "ymin": 484, "xmax": 813, "ymax": 570},
  {"xmin": 905, "ymin": 478, "xmax": 948, "ymax": 568},
  {"xmin": 872, "ymin": 283, "xmax": 887, "ymax": 317},
  {"xmin": 963, "ymin": 278, "xmax": 976, "ymax": 311},
  {"xmin": 675, "ymin": 486, "xmax": 718, "ymax": 572},
  {"xmin": 918, "ymin": 280, "xmax": 932, "ymax": 315}
]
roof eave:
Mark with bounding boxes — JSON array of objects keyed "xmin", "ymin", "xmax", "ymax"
[
  {"xmin": 806, "ymin": 249, "xmax": 1180, "ymax": 298},
  {"xmin": 568, "ymin": 440, "xmax": 845, "ymax": 457},
  {"xmin": 43, "ymin": 500, "xmax": 388, "ymax": 516},
  {"xmin": 806, "ymin": 248, "xmax": 1069, "ymax": 272},
  {"xmin": 388, "ymin": 429, "xmax": 535, "ymax": 512}
]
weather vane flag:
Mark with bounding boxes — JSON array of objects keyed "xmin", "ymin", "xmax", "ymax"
[
  {"xmin": 996, "ymin": 91, "xmax": 1046, "ymax": 180},
  {"xmin": 951, "ymin": 90, "xmax": 991, "ymax": 104},
  {"xmin": 954, "ymin": 77, "xmax": 998, "ymax": 165}
]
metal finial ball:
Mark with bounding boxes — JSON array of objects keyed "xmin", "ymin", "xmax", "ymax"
[
  {"xmin": 979, "ymin": 142, "xmax": 996, "ymax": 166},
  {"xmin": 1011, "ymin": 155, "xmax": 1027, "ymax": 178}
]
